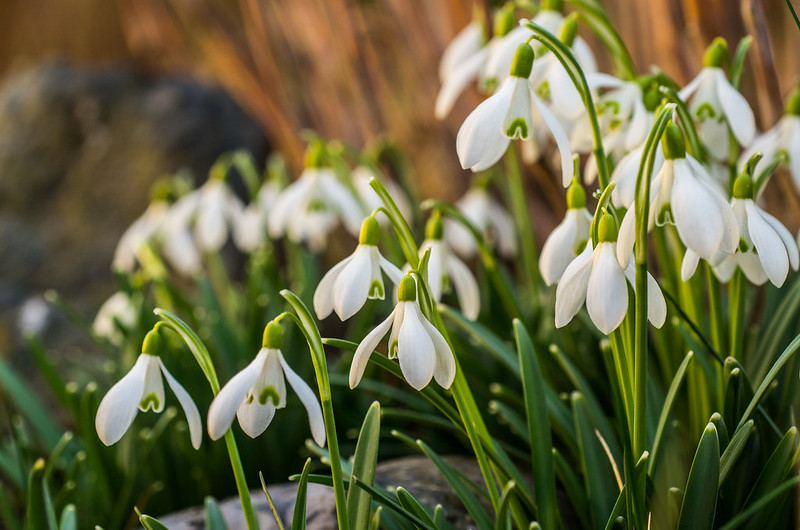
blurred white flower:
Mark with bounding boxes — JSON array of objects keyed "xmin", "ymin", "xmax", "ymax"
[
  {"xmin": 233, "ymin": 181, "xmax": 280, "ymax": 252},
  {"xmin": 93, "ymin": 292, "xmax": 138, "ymax": 346},
  {"xmin": 419, "ymin": 214, "xmax": 480, "ymax": 320},
  {"xmin": 679, "ymin": 39, "xmax": 755, "ymax": 160},
  {"xmin": 112, "ymin": 201, "xmax": 169, "ymax": 272},
  {"xmin": 159, "ymin": 192, "xmax": 203, "ymax": 276},
  {"xmin": 556, "ymin": 214, "xmax": 666, "ymax": 334},
  {"xmin": 350, "ymin": 275, "xmax": 455, "ymax": 391},
  {"xmin": 739, "ymin": 112, "xmax": 800, "ymax": 192},
  {"xmin": 607, "ymin": 143, "xmax": 665, "ymax": 208},
  {"xmin": 540, "ymin": 179, "xmax": 592, "ymax": 285},
  {"xmin": 206, "ymin": 322, "xmax": 325, "ymax": 445},
  {"xmin": 445, "ymin": 187, "xmax": 516, "ymax": 259},
  {"xmin": 352, "ymin": 167, "xmax": 411, "ymax": 223},
  {"xmin": 313, "ymin": 217, "xmax": 403, "ymax": 321},
  {"xmin": 456, "ymin": 42, "xmax": 573, "ymax": 183},
  {"xmin": 18, "ymin": 296, "xmax": 52, "ymax": 337},
  {"xmin": 193, "ymin": 179, "xmax": 245, "ymax": 252},
  {"xmin": 95, "ymin": 329, "xmax": 202, "ymax": 449},
  {"xmin": 269, "ymin": 167, "xmax": 363, "ymax": 251}
]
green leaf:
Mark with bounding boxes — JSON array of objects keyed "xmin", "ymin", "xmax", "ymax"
[
  {"xmin": 395, "ymin": 487, "xmax": 436, "ymax": 526},
  {"xmin": 439, "ymin": 307, "xmax": 519, "ymax": 377},
  {"xmin": 754, "ymin": 276, "xmax": 800, "ymax": 382},
  {"xmin": 260, "ymin": 472, "xmax": 287, "ymax": 530},
  {"xmin": 553, "ymin": 448, "xmax": 590, "ymax": 529},
  {"xmin": 494, "ymin": 481, "xmax": 517, "ymax": 530},
  {"xmin": 135, "ymin": 508, "xmax": 170, "ymax": 530},
  {"xmin": 204, "ymin": 497, "xmax": 228, "ymax": 530},
  {"xmin": 291, "ymin": 458, "xmax": 313, "ymax": 530},
  {"xmin": 677, "ymin": 423, "xmax": 720, "ymax": 530},
  {"xmin": 729, "ymin": 36, "xmax": 753, "ymax": 89},
  {"xmin": 348, "ymin": 402, "xmax": 381, "ymax": 530},
  {"xmin": 718, "ymin": 476, "xmax": 800, "ymax": 530},
  {"xmin": 433, "ymin": 505, "xmax": 456, "ymax": 530},
  {"xmin": 26, "ymin": 459, "xmax": 57, "ymax": 530},
  {"xmin": 58, "ymin": 505, "xmax": 76, "ymax": 530},
  {"xmin": 0, "ymin": 358, "xmax": 61, "ymax": 451},
  {"xmin": 743, "ymin": 427, "xmax": 797, "ymax": 507},
  {"xmin": 719, "ymin": 420, "xmax": 754, "ymax": 485},
  {"xmin": 572, "ymin": 393, "xmax": 618, "ymax": 529},
  {"xmin": 514, "ymin": 321, "xmax": 557, "ymax": 530},
  {"xmin": 649, "ymin": 352, "xmax": 693, "ymax": 475},
  {"xmin": 154, "ymin": 308, "xmax": 220, "ymax": 393}
]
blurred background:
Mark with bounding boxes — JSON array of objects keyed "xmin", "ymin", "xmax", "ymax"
[{"xmin": 1, "ymin": 0, "xmax": 799, "ymax": 411}]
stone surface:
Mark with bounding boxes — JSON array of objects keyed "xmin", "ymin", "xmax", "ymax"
[
  {"xmin": 156, "ymin": 455, "xmax": 488, "ymax": 529},
  {"xmin": 0, "ymin": 60, "xmax": 267, "ymax": 365}
]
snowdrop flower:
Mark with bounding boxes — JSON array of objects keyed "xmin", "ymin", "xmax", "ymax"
[
  {"xmin": 112, "ymin": 201, "xmax": 169, "ymax": 272},
  {"xmin": 350, "ymin": 275, "xmax": 456, "ymax": 390},
  {"xmin": 445, "ymin": 186, "xmax": 516, "ymax": 259},
  {"xmin": 617, "ymin": 124, "xmax": 739, "ymax": 269},
  {"xmin": 679, "ymin": 38, "xmax": 755, "ymax": 160},
  {"xmin": 739, "ymin": 86, "xmax": 800, "ymax": 192},
  {"xmin": 93, "ymin": 292, "xmax": 138, "ymax": 346},
  {"xmin": 193, "ymin": 178, "xmax": 245, "ymax": 252},
  {"xmin": 233, "ymin": 181, "xmax": 280, "ymax": 252},
  {"xmin": 556, "ymin": 213, "xmax": 666, "ymax": 334},
  {"xmin": 95, "ymin": 328, "xmax": 202, "ymax": 449},
  {"xmin": 439, "ymin": 20, "xmax": 484, "ymax": 84},
  {"xmin": 709, "ymin": 174, "xmax": 799, "ymax": 287},
  {"xmin": 608, "ymin": 142, "xmax": 665, "ymax": 208},
  {"xmin": 419, "ymin": 213, "xmax": 480, "ymax": 319},
  {"xmin": 159, "ymin": 191, "xmax": 203, "ymax": 276},
  {"xmin": 269, "ymin": 149, "xmax": 363, "ymax": 251},
  {"xmin": 456, "ymin": 41, "xmax": 573, "ymax": 184},
  {"xmin": 207, "ymin": 321, "xmax": 325, "ymax": 445},
  {"xmin": 314, "ymin": 216, "xmax": 403, "ymax": 320},
  {"xmin": 540, "ymin": 178, "xmax": 592, "ymax": 285}
]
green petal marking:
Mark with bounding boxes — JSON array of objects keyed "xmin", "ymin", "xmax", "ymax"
[
  {"xmin": 536, "ymin": 81, "xmax": 551, "ymax": 101},
  {"xmin": 389, "ymin": 340, "xmax": 399, "ymax": 359},
  {"xmin": 506, "ymin": 118, "xmax": 529, "ymax": 140},
  {"xmin": 695, "ymin": 103, "xmax": 717, "ymax": 122},
  {"xmin": 139, "ymin": 393, "xmax": 160, "ymax": 412},
  {"xmin": 574, "ymin": 238, "xmax": 588, "ymax": 255},
  {"xmin": 369, "ymin": 280, "xmax": 385, "ymax": 299},
  {"xmin": 656, "ymin": 202, "xmax": 674, "ymax": 226},
  {"xmin": 258, "ymin": 386, "xmax": 280, "ymax": 406}
]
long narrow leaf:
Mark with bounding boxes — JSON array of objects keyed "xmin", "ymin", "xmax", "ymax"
[
  {"xmin": 348, "ymin": 402, "xmax": 381, "ymax": 530},
  {"xmin": 0, "ymin": 359, "xmax": 61, "ymax": 450},
  {"xmin": 291, "ymin": 459, "xmax": 313, "ymax": 530},
  {"xmin": 204, "ymin": 497, "xmax": 228, "ymax": 530},
  {"xmin": 676, "ymin": 423, "xmax": 720, "ymax": 530},
  {"xmin": 649, "ymin": 352, "xmax": 693, "ymax": 475}
]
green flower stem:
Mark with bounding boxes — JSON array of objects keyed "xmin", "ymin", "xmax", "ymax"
[
  {"xmin": 526, "ymin": 21, "xmax": 610, "ymax": 189},
  {"xmin": 729, "ymin": 270, "xmax": 746, "ymax": 360},
  {"xmin": 369, "ymin": 178, "xmax": 419, "ymax": 268},
  {"xmin": 566, "ymin": 0, "xmax": 636, "ymax": 80},
  {"xmin": 658, "ymin": 86, "xmax": 706, "ymax": 162},
  {"xmin": 154, "ymin": 309, "xmax": 259, "ymax": 530},
  {"xmin": 279, "ymin": 292, "xmax": 349, "ymax": 530},
  {"xmin": 504, "ymin": 148, "xmax": 541, "ymax": 295},
  {"xmin": 609, "ymin": 331, "xmax": 634, "ymax": 431}
]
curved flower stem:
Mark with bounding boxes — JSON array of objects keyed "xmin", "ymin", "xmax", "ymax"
[
  {"xmin": 153, "ymin": 309, "xmax": 259, "ymax": 530},
  {"xmin": 278, "ymin": 292, "xmax": 350, "ymax": 530},
  {"xmin": 525, "ymin": 21, "xmax": 610, "ymax": 189},
  {"xmin": 504, "ymin": 148, "xmax": 541, "ymax": 295}
]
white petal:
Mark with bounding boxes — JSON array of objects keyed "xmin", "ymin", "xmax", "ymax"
[
  {"xmin": 350, "ymin": 309, "xmax": 396, "ymax": 389},
  {"xmin": 196, "ymin": 182, "xmax": 228, "ymax": 251},
  {"xmin": 159, "ymin": 359, "xmax": 203, "ymax": 449},
  {"xmin": 761, "ymin": 210, "xmax": 799, "ymax": 271},
  {"xmin": 739, "ymin": 125, "xmax": 780, "ymax": 178},
  {"xmin": 678, "ymin": 69, "xmax": 706, "ymax": 101},
  {"xmin": 268, "ymin": 174, "xmax": 314, "ymax": 238},
  {"xmin": 531, "ymin": 90, "xmax": 574, "ymax": 186},
  {"xmin": 456, "ymin": 79, "xmax": 514, "ymax": 171},
  {"xmin": 207, "ymin": 350, "xmax": 266, "ymax": 440},
  {"xmin": 484, "ymin": 26, "xmax": 529, "ymax": 82},
  {"xmin": 681, "ymin": 249, "xmax": 701, "ymax": 281},
  {"xmin": 423, "ymin": 240, "xmax": 446, "ymax": 302},
  {"xmin": 549, "ymin": 63, "xmax": 584, "ymax": 119},
  {"xmin": 236, "ymin": 399, "xmax": 275, "ymax": 439},
  {"xmin": 540, "ymin": 209, "xmax": 581, "ymax": 286},
  {"xmin": 625, "ymin": 102, "xmax": 650, "ymax": 151},
  {"xmin": 713, "ymin": 255, "xmax": 737, "ymax": 283},
  {"xmin": 616, "ymin": 207, "xmax": 636, "ymax": 268},
  {"xmin": 738, "ymin": 252, "xmax": 769, "ymax": 285},
  {"xmin": 487, "ymin": 199, "xmax": 518, "ymax": 257},
  {"xmin": 236, "ymin": 349, "xmax": 286, "ymax": 438},
  {"xmin": 645, "ymin": 271, "xmax": 667, "ymax": 328},
  {"xmin": 139, "ymin": 355, "xmax": 165, "ymax": 412},
  {"xmin": 555, "ymin": 243, "xmax": 594, "ymax": 328},
  {"xmin": 745, "ymin": 200, "xmax": 790, "ymax": 286},
  {"xmin": 419, "ymin": 314, "xmax": 456, "ymax": 389},
  {"xmin": 387, "ymin": 302, "xmax": 406, "ymax": 359},
  {"xmin": 436, "ymin": 48, "xmax": 487, "ymax": 119},
  {"xmin": 572, "ymin": 37, "xmax": 597, "ymax": 74},
  {"xmin": 714, "ymin": 69, "xmax": 755, "ymax": 147},
  {"xmin": 448, "ymin": 253, "xmax": 481, "ymax": 320},
  {"xmin": 379, "ymin": 256, "xmax": 404, "ymax": 285},
  {"xmin": 162, "ymin": 229, "xmax": 202, "ymax": 276},
  {"xmin": 333, "ymin": 246, "xmax": 374, "ymax": 320},
  {"xmin": 671, "ymin": 159, "xmax": 725, "ymax": 259},
  {"xmin": 398, "ymin": 302, "xmax": 436, "ymax": 390},
  {"xmin": 787, "ymin": 117, "xmax": 800, "ymax": 191},
  {"xmin": 440, "ymin": 22, "xmax": 483, "ymax": 81},
  {"xmin": 587, "ymin": 243, "xmax": 628, "ymax": 334},
  {"xmin": 585, "ymin": 72, "xmax": 625, "ymax": 90},
  {"xmin": 278, "ymin": 351, "xmax": 326, "ymax": 447},
  {"xmin": 95, "ymin": 354, "xmax": 148, "ymax": 446},
  {"xmin": 313, "ymin": 255, "xmax": 353, "ymax": 319}
]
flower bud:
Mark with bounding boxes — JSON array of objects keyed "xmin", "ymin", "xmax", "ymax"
[
  {"xmin": 304, "ymin": 141, "xmax": 327, "ymax": 168},
  {"xmin": 358, "ymin": 216, "xmax": 381, "ymax": 246},
  {"xmin": 662, "ymin": 123, "xmax": 686, "ymax": 160},
  {"xmin": 262, "ymin": 320, "xmax": 283, "ymax": 349},
  {"xmin": 703, "ymin": 37, "xmax": 728, "ymax": 68},
  {"xmin": 510, "ymin": 42, "xmax": 535, "ymax": 79},
  {"xmin": 732, "ymin": 173, "xmax": 753, "ymax": 200},
  {"xmin": 558, "ymin": 14, "xmax": 579, "ymax": 48},
  {"xmin": 425, "ymin": 212, "xmax": 444, "ymax": 241},
  {"xmin": 397, "ymin": 276, "xmax": 417, "ymax": 302}
]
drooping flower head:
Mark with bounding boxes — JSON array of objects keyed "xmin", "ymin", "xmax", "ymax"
[
  {"xmin": 556, "ymin": 213, "xmax": 666, "ymax": 334},
  {"xmin": 95, "ymin": 327, "xmax": 202, "ymax": 449},
  {"xmin": 540, "ymin": 177, "xmax": 592, "ymax": 286},
  {"xmin": 314, "ymin": 216, "xmax": 403, "ymax": 321},
  {"xmin": 709, "ymin": 173, "xmax": 800, "ymax": 287},
  {"xmin": 419, "ymin": 212, "xmax": 480, "ymax": 320},
  {"xmin": 350, "ymin": 275, "xmax": 456, "ymax": 391},
  {"xmin": 233, "ymin": 180, "xmax": 280, "ymax": 253},
  {"xmin": 445, "ymin": 185, "xmax": 517, "ymax": 259},
  {"xmin": 207, "ymin": 321, "xmax": 325, "ymax": 445},
  {"xmin": 679, "ymin": 38, "xmax": 755, "ymax": 160},
  {"xmin": 456, "ymin": 41, "xmax": 573, "ymax": 184}
]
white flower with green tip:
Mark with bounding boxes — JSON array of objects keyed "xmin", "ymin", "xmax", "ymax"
[
  {"xmin": 419, "ymin": 213, "xmax": 480, "ymax": 320},
  {"xmin": 95, "ymin": 328, "xmax": 202, "ymax": 449},
  {"xmin": 193, "ymin": 178, "xmax": 245, "ymax": 252},
  {"xmin": 92, "ymin": 292, "xmax": 138, "ymax": 346},
  {"xmin": 540, "ymin": 178, "xmax": 592, "ymax": 286},
  {"xmin": 112, "ymin": 201, "xmax": 169, "ymax": 272},
  {"xmin": 707, "ymin": 174, "xmax": 799, "ymax": 287},
  {"xmin": 233, "ymin": 181, "xmax": 280, "ymax": 252},
  {"xmin": 314, "ymin": 217, "xmax": 403, "ymax": 321},
  {"xmin": 445, "ymin": 186, "xmax": 517, "ymax": 259},
  {"xmin": 206, "ymin": 321, "xmax": 325, "ymax": 445},
  {"xmin": 556, "ymin": 213, "xmax": 666, "ymax": 334},
  {"xmin": 350, "ymin": 275, "xmax": 456, "ymax": 391},
  {"xmin": 456, "ymin": 41, "xmax": 573, "ymax": 184},
  {"xmin": 679, "ymin": 38, "xmax": 755, "ymax": 161}
]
